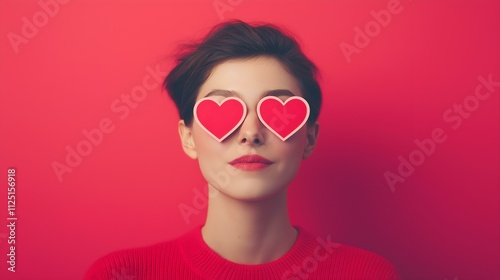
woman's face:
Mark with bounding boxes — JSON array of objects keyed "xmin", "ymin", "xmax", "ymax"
[{"xmin": 178, "ymin": 56, "xmax": 319, "ymax": 202}]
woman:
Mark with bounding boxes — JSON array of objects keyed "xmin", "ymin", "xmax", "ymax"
[{"xmin": 84, "ymin": 19, "xmax": 401, "ymax": 280}]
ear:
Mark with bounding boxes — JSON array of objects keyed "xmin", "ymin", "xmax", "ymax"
[
  {"xmin": 302, "ymin": 121, "xmax": 319, "ymax": 159},
  {"xmin": 178, "ymin": 119, "xmax": 198, "ymax": 160}
]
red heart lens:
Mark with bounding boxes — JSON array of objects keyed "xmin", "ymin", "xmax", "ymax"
[
  {"xmin": 257, "ymin": 96, "xmax": 310, "ymax": 141},
  {"xmin": 193, "ymin": 97, "xmax": 247, "ymax": 142}
]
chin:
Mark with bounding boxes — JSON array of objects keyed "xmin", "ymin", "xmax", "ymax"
[{"xmin": 222, "ymin": 183, "xmax": 287, "ymax": 202}]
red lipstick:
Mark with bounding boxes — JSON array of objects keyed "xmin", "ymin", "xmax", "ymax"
[{"xmin": 228, "ymin": 154, "xmax": 274, "ymax": 171}]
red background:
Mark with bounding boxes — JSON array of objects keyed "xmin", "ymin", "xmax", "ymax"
[{"xmin": 1, "ymin": 0, "xmax": 499, "ymax": 279}]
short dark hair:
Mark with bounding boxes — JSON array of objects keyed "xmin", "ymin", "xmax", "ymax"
[{"xmin": 163, "ymin": 19, "xmax": 322, "ymax": 127}]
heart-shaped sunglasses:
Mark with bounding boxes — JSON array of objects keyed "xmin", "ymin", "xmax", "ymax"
[{"xmin": 193, "ymin": 96, "xmax": 310, "ymax": 142}]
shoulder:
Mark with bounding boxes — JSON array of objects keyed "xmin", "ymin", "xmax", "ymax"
[
  {"xmin": 83, "ymin": 237, "xmax": 182, "ymax": 280},
  {"xmin": 323, "ymin": 242, "xmax": 401, "ymax": 279},
  {"xmin": 296, "ymin": 230, "xmax": 400, "ymax": 279}
]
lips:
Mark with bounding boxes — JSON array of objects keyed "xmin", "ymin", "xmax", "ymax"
[{"xmin": 229, "ymin": 154, "xmax": 273, "ymax": 171}]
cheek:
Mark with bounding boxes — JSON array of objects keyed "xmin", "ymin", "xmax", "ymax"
[
  {"xmin": 192, "ymin": 123, "xmax": 221, "ymax": 156},
  {"xmin": 192, "ymin": 123, "xmax": 228, "ymax": 173},
  {"xmin": 277, "ymin": 128, "xmax": 307, "ymax": 161}
]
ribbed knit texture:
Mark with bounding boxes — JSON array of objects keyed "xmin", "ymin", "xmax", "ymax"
[{"xmin": 83, "ymin": 225, "xmax": 401, "ymax": 279}]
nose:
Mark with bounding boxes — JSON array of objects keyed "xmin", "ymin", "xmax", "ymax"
[{"xmin": 237, "ymin": 111, "xmax": 265, "ymax": 146}]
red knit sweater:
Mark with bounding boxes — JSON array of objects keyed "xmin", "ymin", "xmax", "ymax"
[{"xmin": 84, "ymin": 225, "xmax": 401, "ymax": 279}]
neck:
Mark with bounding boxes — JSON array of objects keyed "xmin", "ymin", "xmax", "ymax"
[{"xmin": 201, "ymin": 183, "xmax": 298, "ymax": 265}]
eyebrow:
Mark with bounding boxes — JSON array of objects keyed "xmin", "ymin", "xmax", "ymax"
[{"xmin": 204, "ymin": 89, "xmax": 297, "ymax": 99}]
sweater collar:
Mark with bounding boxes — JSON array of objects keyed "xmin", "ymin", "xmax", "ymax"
[{"xmin": 178, "ymin": 225, "xmax": 317, "ymax": 279}]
